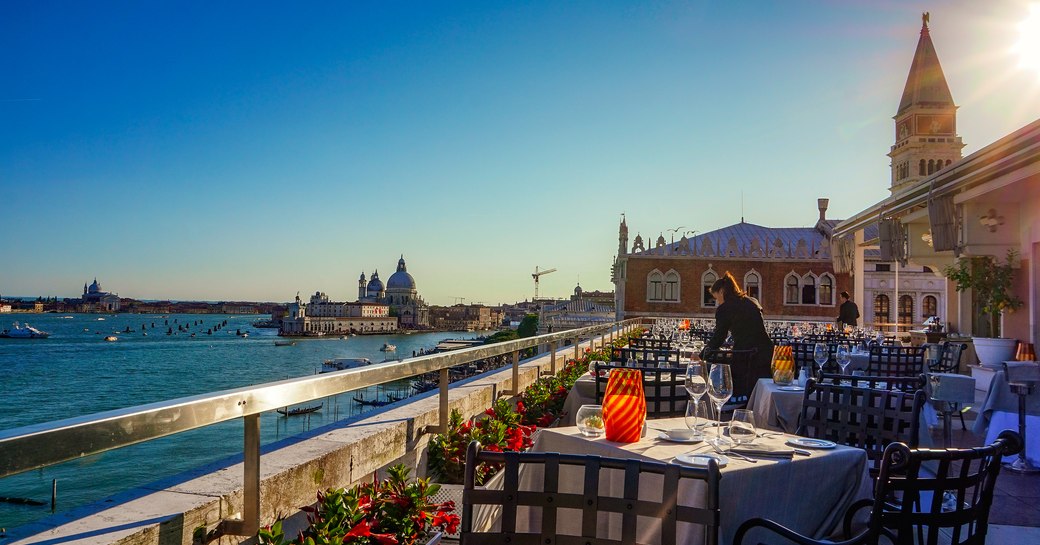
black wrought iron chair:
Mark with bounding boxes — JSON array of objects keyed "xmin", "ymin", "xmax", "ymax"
[
  {"xmin": 594, "ymin": 363, "xmax": 688, "ymax": 418},
  {"xmin": 867, "ymin": 346, "xmax": 926, "ymax": 384},
  {"xmin": 818, "ymin": 373, "xmax": 926, "ymax": 392},
  {"xmin": 930, "ymin": 342, "xmax": 968, "ymax": 374},
  {"xmin": 702, "ymin": 348, "xmax": 759, "ymax": 412},
  {"xmin": 734, "ymin": 430, "xmax": 1022, "ymax": 545},
  {"xmin": 619, "ymin": 346, "xmax": 679, "ymax": 366},
  {"xmin": 797, "ymin": 377, "xmax": 925, "ymax": 477},
  {"xmin": 630, "ymin": 337, "xmax": 673, "ymax": 350},
  {"xmin": 461, "ymin": 441, "xmax": 722, "ymax": 545},
  {"xmin": 792, "ymin": 341, "xmax": 840, "ymax": 375}
]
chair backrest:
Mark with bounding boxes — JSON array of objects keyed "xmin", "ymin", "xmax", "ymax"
[
  {"xmin": 797, "ymin": 378, "xmax": 925, "ymax": 473},
  {"xmin": 594, "ymin": 363, "xmax": 688, "ymax": 417},
  {"xmin": 818, "ymin": 373, "xmax": 926, "ymax": 392},
  {"xmin": 867, "ymin": 346, "xmax": 925, "ymax": 380},
  {"xmin": 461, "ymin": 441, "xmax": 721, "ymax": 545},
  {"xmin": 791, "ymin": 341, "xmax": 841, "ymax": 374},
  {"xmin": 630, "ymin": 337, "xmax": 673, "ymax": 350},
  {"xmin": 930, "ymin": 342, "xmax": 967, "ymax": 374},
  {"xmin": 620, "ymin": 346, "xmax": 679, "ymax": 366},
  {"xmin": 702, "ymin": 349, "xmax": 759, "ymax": 404},
  {"xmin": 869, "ymin": 431, "xmax": 1022, "ymax": 545}
]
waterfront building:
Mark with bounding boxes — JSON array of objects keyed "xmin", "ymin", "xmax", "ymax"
[
  {"xmin": 359, "ymin": 256, "xmax": 430, "ymax": 329},
  {"xmin": 428, "ymin": 304, "xmax": 504, "ymax": 331},
  {"xmin": 612, "ymin": 202, "xmax": 851, "ymax": 322},
  {"xmin": 78, "ymin": 278, "xmax": 121, "ymax": 312},
  {"xmin": 539, "ymin": 284, "xmax": 615, "ymax": 332},
  {"xmin": 280, "ymin": 292, "xmax": 396, "ymax": 336}
]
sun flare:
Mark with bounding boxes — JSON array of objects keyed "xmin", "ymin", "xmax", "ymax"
[{"xmin": 1015, "ymin": 4, "xmax": 1040, "ymax": 75}]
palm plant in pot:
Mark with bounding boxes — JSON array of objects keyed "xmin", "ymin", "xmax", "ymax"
[{"xmin": 943, "ymin": 249, "xmax": 1023, "ymax": 366}]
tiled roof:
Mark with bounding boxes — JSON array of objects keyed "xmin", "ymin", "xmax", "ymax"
[
  {"xmin": 631, "ymin": 220, "xmax": 841, "ymax": 260},
  {"xmin": 897, "ymin": 21, "xmax": 954, "ymax": 114}
]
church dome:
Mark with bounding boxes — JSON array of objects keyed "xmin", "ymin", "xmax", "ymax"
[
  {"xmin": 387, "ymin": 256, "xmax": 416, "ymax": 291},
  {"xmin": 88, "ymin": 278, "xmax": 101, "ymax": 294},
  {"xmin": 367, "ymin": 271, "xmax": 384, "ymax": 294}
]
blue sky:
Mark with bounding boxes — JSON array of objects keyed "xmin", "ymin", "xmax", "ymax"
[{"xmin": 3, "ymin": 1, "xmax": 1039, "ymax": 304}]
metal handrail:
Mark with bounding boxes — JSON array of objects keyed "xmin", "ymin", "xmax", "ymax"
[{"xmin": 0, "ymin": 318, "xmax": 643, "ymax": 535}]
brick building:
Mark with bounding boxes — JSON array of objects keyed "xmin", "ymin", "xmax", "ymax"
[{"xmin": 612, "ymin": 199, "xmax": 852, "ymax": 321}]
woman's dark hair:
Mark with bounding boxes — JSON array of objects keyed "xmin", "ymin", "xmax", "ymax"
[
  {"xmin": 840, "ymin": 291, "xmax": 851, "ymax": 300},
  {"xmin": 710, "ymin": 271, "xmax": 745, "ymax": 299}
]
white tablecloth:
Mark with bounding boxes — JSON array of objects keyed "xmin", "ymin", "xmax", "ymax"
[{"xmin": 528, "ymin": 417, "xmax": 872, "ymax": 545}]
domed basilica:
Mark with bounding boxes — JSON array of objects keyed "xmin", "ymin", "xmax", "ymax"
[{"xmin": 358, "ymin": 255, "xmax": 430, "ymax": 328}]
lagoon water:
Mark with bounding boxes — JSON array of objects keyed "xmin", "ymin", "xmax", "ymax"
[{"xmin": 0, "ymin": 313, "xmax": 478, "ymax": 529}]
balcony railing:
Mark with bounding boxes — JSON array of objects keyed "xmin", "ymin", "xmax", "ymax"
[{"xmin": 0, "ymin": 319, "xmax": 643, "ymax": 536}]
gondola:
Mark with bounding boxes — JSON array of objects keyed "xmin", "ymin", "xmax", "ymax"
[
  {"xmin": 352, "ymin": 395, "xmax": 391, "ymax": 407},
  {"xmin": 276, "ymin": 403, "xmax": 323, "ymax": 416}
]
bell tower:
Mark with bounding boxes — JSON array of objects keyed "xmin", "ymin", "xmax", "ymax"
[{"xmin": 888, "ymin": 13, "xmax": 964, "ymax": 194}]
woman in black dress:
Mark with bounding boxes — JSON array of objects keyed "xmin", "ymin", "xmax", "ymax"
[{"xmin": 703, "ymin": 272, "xmax": 774, "ymax": 378}]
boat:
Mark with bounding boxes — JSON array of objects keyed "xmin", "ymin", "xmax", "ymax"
[
  {"xmin": 380, "ymin": 343, "xmax": 397, "ymax": 352},
  {"xmin": 104, "ymin": 336, "xmax": 118, "ymax": 342},
  {"xmin": 0, "ymin": 322, "xmax": 52, "ymax": 339},
  {"xmin": 276, "ymin": 403, "xmax": 322, "ymax": 416},
  {"xmin": 352, "ymin": 394, "xmax": 391, "ymax": 407},
  {"xmin": 240, "ymin": 332, "xmax": 249, "ymax": 338},
  {"xmin": 274, "ymin": 340, "xmax": 296, "ymax": 347},
  {"xmin": 252, "ymin": 319, "xmax": 280, "ymax": 328},
  {"xmin": 321, "ymin": 357, "xmax": 373, "ymax": 373}
]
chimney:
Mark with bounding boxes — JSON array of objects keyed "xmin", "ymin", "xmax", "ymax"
[{"xmin": 817, "ymin": 198, "xmax": 829, "ymax": 222}]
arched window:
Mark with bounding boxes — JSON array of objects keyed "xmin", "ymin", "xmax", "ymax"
[
  {"xmin": 922, "ymin": 295, "xmax": 937, "ymax": 318},
  {"xmin": 874, "ymin": 294, "xmax": 890, "ymax": 324},
  {"xmin": 927, "ymin": 159, "xmax": 935, "ymax": 174},
  {"xmin": 702, "ymin": 270, "xmax": 717, "ymax": 307},
  {"xmin": 945, "ymin": 159, "xmax": 952, "ymax": 167},
  {"xmin": 919, "ymin": 159, "xmax": 926, "ymax": 176},
  {"xmin": 743, "ymin": 270, "xmax": 761, "ymax": 301},
  {"xmin": 818, "ymin": 274, "xmax": 834, "ymax": 306},
  {"xmin": 801, "ymin": 273, "xmax": 817, "ymax": 305},
  {"xmin": 646, "ymin": 270, "xmax": 664, "ymax": 302},
  {"xmin": 899, "ymin": 295, "xmax": 914, "ymax": 326},
  {"xmin": 784, "ymin": 273, "xmax": 800, "ymax": 305},
  {"xmin": 663, "ymin": 270, "xmax": 680, "ymax": 302}
]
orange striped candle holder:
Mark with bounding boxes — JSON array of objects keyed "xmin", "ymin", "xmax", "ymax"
[
  {"xmin": 1016, "ymin": 342, "xmax": 1037, "ymax": 361},
  {"xmin": 602, "ymin": 368, "xmax": 646, "ymax": 443}
]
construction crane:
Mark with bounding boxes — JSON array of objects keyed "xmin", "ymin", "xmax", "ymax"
[
  {"xmin": 531, "ymin": 266, "xmax": 557, "ymax": 300},
  {"xmin": 449, "ymin": 296, "xmax": 467, "ymax": 305}
]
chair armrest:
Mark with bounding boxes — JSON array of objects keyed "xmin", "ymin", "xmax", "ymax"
[
  {"xmin": 735, "ymin": 517, "xmax": 863, "ymax": 545},
  {"xmin": 842, "ymin": 498, "xmax": 873, "ymax": 539}
]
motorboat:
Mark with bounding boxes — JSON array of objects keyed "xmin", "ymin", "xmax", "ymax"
[
  {"xmin": 104, "ymin": 335, "xmax": 118, "ymax": 342},
  {"xmin": 0, "ymin": 322, "xmax": 51, "ymax": 339},
  {"xmin": 380, "ymin": 343, "xmax": 397, "ymax": 352},
  {"xmin": 274, "ymin": 340, "xmax": 296, "ymax": 346},
  {"xmin": 321, "ymin": 357, "xmax": 373, "ymax": 373}
]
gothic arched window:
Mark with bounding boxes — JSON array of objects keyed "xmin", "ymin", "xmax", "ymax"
[
  {"xmin": 702, "ymin": 270, "xmax": 717, "ymax": 307},
  {"xmin": 744, "ymin": 270, "xmax": 761, "ymax": 301},
  {"xmin": 784, "ymin": 273, "xmax": 800, "ymax": 305},
  {"xmin": 819, "ymin": 273, "xmax": 835, "ymax": 306},
  {"xmin": 874, "ymin": 294, "xmax": 890, "ymax": 325},
  {"xmin": 927, "ymin": 159, "xmax": 935, "ymax": 174},
  {"xmin": 919, "ymin": 159, "xmax": 926, "ymax": 176},
  {"xmin": 646, "ymin": 270, "xmax": 664, "ymax": 302},
  {"xmin": 801, "ymin": 273, "xmax": 817, "ymax": 305},
  {"xmin": 663, "ymin": 270, "xmax": 680, "ymax": 302}
]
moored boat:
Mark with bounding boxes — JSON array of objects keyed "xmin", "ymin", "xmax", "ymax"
[
  {"xmin": 0, "ymin": 323, "xmax": 52, "ymax": 339},
  {"xmin": 104, "ymin": 336, "xmax": 118, "ymax": 342},
  {"xmin": 321, "ymin": 357, "xmax": 373, "ymax": 373},
  {"xmin": 274, "ymin": 340, "xmax": 296, "ymax": 346},
  {"xmin": 276, "ymin": 403, "xmax": 322, "ymax": 416},
  {"xmin": 380, "ymin": 343, "xmax": 396, "ymax": 352}
]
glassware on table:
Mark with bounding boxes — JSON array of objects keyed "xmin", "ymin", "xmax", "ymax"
[
  {"xmin": 707, "ymin": 363, "xmax": 733, "ymax": 447},
  {"xmin": 729, "ymin": 409, "xmax": 756, "ymax": 445},
  {"xmin": 576, "ymin": 404, "xmax": 605, "ymax": 437},
  {"xmin": 683, "ymin": 400, "xmax": 705, "ymax": 439},
  {"xmin": 813, "ymin": 342, "xmax": 829, "ymax": 377},
  {"xmin": 836, "ymin": 343, "xmax": 852, "ymax": 375}
]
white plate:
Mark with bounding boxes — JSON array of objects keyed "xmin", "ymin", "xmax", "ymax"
[
  {"xmin": 777, "ymin": 386, "xmax": 804, "ymax": 391},
  {"xmin": 786, "ymin": 438, "xmax": 837, "ymax": 449},
  {"xmin": 674, "ymin": 452, "xmax": 728, "ymax": 468},
  {"xmin": 656, "ymin": 432, "xmax": 704, "ymax": 444}
]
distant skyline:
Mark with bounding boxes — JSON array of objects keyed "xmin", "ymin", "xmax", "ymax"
[{"xmin": 3, "ymin": 1, "xmax": 1040, "ymax": 305}]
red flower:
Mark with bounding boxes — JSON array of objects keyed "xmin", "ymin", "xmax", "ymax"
[
  {"xmin": 345, "ymin": 519, "xmax": 375, "ymax": 538},
  {"xmin": 485, "ymin": 408, "xmax": 496, "ymax": 416},
  {"xmin": 537, "ymin": 414, "xmax": 555, "ymax": 427},
  {"xmin": 433, "ymin": 512, "xmax": 461, "ymax": 535},
  {"xmin": 516, "ymin": 401, "xmax": 526, "ymax": 414}
]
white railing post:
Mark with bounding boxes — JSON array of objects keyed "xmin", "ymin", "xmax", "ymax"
[{"xmin": 221, "ymin": 413, "xmax": 260, "ymax": 536}]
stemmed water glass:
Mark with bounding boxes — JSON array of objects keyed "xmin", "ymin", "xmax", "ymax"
[
  {"xmin": 813, "ymin": 342, "xmax": 829, "ymax": 378},
  {"xmin": 836, "ymin": 343, "xmax": 852, "ymax": 375},
  {"xmin": 707, "ymin": 364, "xmax": 733, "ymax": 447},
  {"xmin": 684, "ymin": 362, "xmax": 707, "ymax": 433}
]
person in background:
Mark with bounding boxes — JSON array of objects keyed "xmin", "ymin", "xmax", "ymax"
[
  {"xmin": 837, "ymin": 291, "xmax": 860, "ymax": 329},
  {"xmin": 703, "ymin": 272, "xmax": 774, "ymax": 377}
]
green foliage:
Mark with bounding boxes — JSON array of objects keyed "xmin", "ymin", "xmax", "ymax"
[
  {"xmin": 257, "ymin": 464, "xmax": 459, "ymax": 545},
  {"xmin": 943, "ymin": 249, "xmax": 1023, "ymax": 337},
  {"xmin": 483, "ymin": 329, "xmax": 519, "ymax": 345},
  {"xmin": 517, "ymin": 314, "xmax": 539, "ymax": 338}
]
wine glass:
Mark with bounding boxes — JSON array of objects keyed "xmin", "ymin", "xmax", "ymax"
[
  {"xmin": 836, "ymin": 343, "xmax": 852, "ymax": 375},
  {"xmin": 729, "ymin": 409, "xmax": 756, "ymax": 445},
  {"xmin": 707, "ymin": 364, "xmax": 733, "ymax": 447},
  {"xmin": 685, "ymin": 362, "xmax": 707, "ymax": 401},
  {"xmin": 813, "ymin": 342, "xmax": 829, "ymax": 377},
  {"xmin": 684, "ymin": 400, "xmax": 703, "ymax": 438}
]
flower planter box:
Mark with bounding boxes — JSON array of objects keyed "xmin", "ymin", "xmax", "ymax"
[{"xmin": 972, "ymin": 337, "xmax": 1017, "ymax": 366}]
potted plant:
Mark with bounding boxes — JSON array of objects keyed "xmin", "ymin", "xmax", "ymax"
[
  {"xmin": 943, "ymin": 249, "xmax": 1024, "ymax": 366},
  {"xmin": 258, "ymin": 464, "xmax": 459, "ymax": 545}
]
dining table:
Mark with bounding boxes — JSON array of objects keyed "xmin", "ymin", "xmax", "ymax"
[
  {"xmin": 971, "ymin": 363, "xmax": 1040, "ymax": 465},
  {"xmin": 523, "ymin": 416, "xmax": 873, "ymax": 545}
]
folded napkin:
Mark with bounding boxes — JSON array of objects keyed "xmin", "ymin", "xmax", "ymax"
[{"xmin": 729, "ymin": 443, "xmax": 795, "ymax": 459}]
